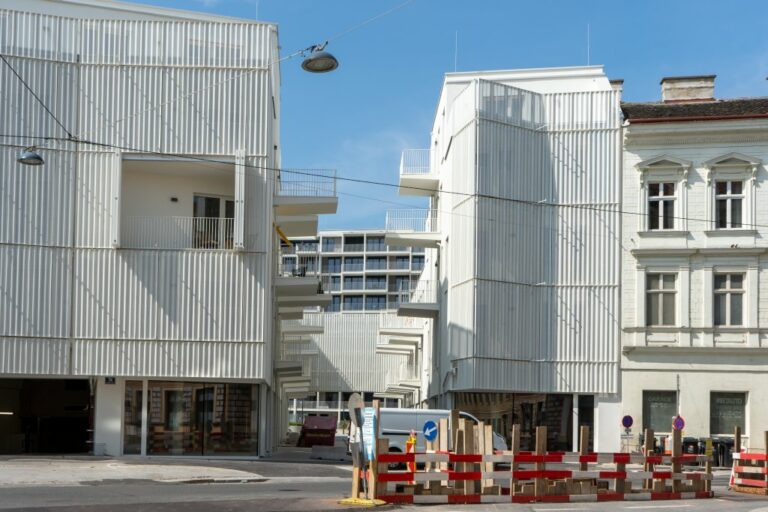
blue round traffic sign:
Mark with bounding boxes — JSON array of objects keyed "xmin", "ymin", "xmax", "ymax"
[
  {"xmin": 621, "ymin": 415, "xmax": 633, "ymax": 429},
  {"xmin": 423, "ymin": 420, "xmax": 438, "ymax": 442},
  {"xmin": 672, "ymin": 415, "xmax": 685, "ymax": 431}
]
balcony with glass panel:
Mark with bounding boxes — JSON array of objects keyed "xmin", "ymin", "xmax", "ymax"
[
  {"xmin": 344, "ymin": 257, "xmax": 364, "ymax": 272},
  {"xmin": 399, "ymin": 149, "xmax": 438, "ymax": 196},
  {"xmin": 396, "ymin": 278, "xmax": 438, "ymax": 319}
]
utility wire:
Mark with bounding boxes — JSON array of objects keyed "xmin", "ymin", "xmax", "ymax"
[
  {"xmin": 3, "ymin": 133, "xmax": 764, "ymax": 233},
  {"xmin": 0, "ymin": 55, "xmax": 75, "ymax": 140}
]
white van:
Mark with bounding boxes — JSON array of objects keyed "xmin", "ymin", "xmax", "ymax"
[{"xmin": 378, "ymin": 408, "xmax": 507, "ymax": 454}]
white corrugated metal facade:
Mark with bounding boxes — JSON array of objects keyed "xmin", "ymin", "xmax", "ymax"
[
  {"xmin": 0, "ymin": 6, "xmax": 278, "ymax": 381},
  {"xmin": 428, "ymin": 69, "xmax": 621, "ymax": 398}
]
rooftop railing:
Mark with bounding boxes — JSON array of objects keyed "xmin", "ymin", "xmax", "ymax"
[
  {"xmin": 385, "ymin": 209, "xmax": 438, "ymax": 233},
  {"xmin": 123, "ymin": 216, "xmax": 233, "ymax": 250},
  {"xmin": 400, "ymin": 149, "xmax": 431, "ymax": 175},
  {"xmin": 277, "ymin": 169, "xmax": 337, "ymax": 197}
]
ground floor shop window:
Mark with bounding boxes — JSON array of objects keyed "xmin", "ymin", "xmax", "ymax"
[
  {"xmin": 139, "ymin": 381, "xmax": 259, "ymax": 455},
  {"xmin": 642, "ymin": 390, "xmax": 677, "ymax": 433},
  {"xmin": 123, "ymin": 381, "xmax": 143, "ymax": 455},
  {"xmin": 710, "ymin": 392, "xmax": 746, "ymax": 435}
]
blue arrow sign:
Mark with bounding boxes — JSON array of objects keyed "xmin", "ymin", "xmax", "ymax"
[{"xmin": 423, "ymin": 420, "xmax": 438, "ymax": 442}]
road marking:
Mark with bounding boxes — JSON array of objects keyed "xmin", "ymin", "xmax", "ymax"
[
  {"xmin": 626, "ymin": 505, "xmax": 691, "ymax": 510},
  {"xmin": 335, "ymin": 466, "xmax": 354, "ymax": 471},
  {"xmin": 533, "ymin": 508, "xmax": 589, "ymax": 511}
]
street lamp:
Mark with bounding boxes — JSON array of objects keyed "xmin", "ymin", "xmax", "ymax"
[
  {"xmin": 17, "ymin": 147, "xmax": 44, "ymax": 166},
  {"xmin": 301, "ymin": 42, "xmax": 339, "ymax": 73}
]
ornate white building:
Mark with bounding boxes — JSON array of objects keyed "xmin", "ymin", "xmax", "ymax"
[{"xmin": 621, "ymin": 75, "xmax": 768, "ymax": 450}]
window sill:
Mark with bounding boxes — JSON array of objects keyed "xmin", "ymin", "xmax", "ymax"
[
  {"xmin": 637, "ymin": 230, "xmax": 690, "ymax": 238},
  {"xmin": 704, "ymin": 229, "xmax": 758, "ymax": 237}
]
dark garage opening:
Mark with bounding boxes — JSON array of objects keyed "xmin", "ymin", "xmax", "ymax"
[{"xmin": 0, "ymin": 379, "xmax": 91, "ymax": 454}]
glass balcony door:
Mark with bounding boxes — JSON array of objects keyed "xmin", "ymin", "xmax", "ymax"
[{"xmin": 193, "ymin": 195, "xmax": 235, "ymax": 249}]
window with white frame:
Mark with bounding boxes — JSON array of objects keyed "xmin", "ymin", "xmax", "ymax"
[
  {"xmin": 714, "ymin": 273, "xmax": 744, "ymax": 326},
  {"xmin": 646, "ymin": 273, "xmax": 676, "ymax": 326},
  {"xmin": 648, "ymin": 182, "xmax": 676, "ymax": 230},
  {"xmin": 714, "ymin": 181, "xmax": 743, "ymax": 229}
]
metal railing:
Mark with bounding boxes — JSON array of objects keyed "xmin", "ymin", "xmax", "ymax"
[
  {"xmin": 401, "ymin": 279, "xmax": 436, "ymax": 303},
  {"xmin": 366, "ymin": 280, "xmax": 387, "ymax": 290},
  {"xmin": 281, "ymin": 315, "xmax": 324, "ymax": 330},
  {"xmin": 343, "ymin": 279, "xmax": 364, "ymax": 290},
  {"xmin": 277, "ymin": 261, "xmax": 322, "ymax": 279},
  {"xmin": 379, "ymin": 312, "xmax": 423, "ymax": 330},
  {"xmin": 366, "ymin": 259, "xmax": 387, "ymax": 270},
  {"xmin": 344, "ymin": 243, "xmax": 365, "ymax": 252},
  {"xmin": 400, "ymin": 149, "xmax": 431, "ymax": 175},
  {"xmin": 385, "ymin": 209, "xmax": 438, "ymax": 233},
  {"xmin": 277, "ymin": 169, "xmax": 337, "ymax": 197},
  {"xmin": 123, "ymin": 216, "xmax": 234, "ymax": 250}
]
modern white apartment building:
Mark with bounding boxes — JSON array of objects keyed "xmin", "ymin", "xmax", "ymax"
[
  {"xmin": 279, "ymin": 230, "xmax": 423, "ymax": 425},
  {"xmin": 0, "ymin": 0, "xmax": 336, "ymax": 456},
  {"xmin": 621, "ymin": 76, "xmax": 768, "ymax": 450},
  {"xmin": 382, "ymin": 66, "xmax": 623, "ymax": 451}
]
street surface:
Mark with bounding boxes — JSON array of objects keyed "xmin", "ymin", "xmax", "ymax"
[{"xmin": 0, "ymin": 455, "xmax": 767, "ymax": 512}]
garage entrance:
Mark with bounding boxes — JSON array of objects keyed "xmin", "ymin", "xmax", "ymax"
[{"xmin": 0, "ymin": 379, "xmax": 92, "ymax": 454}]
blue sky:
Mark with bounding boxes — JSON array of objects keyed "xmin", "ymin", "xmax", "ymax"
[{"xmin": 141, "ymin": 0, "xmax": 768, "ymax": 230}]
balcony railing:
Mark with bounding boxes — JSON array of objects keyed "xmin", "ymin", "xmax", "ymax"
[
  {"xmin": 277, "ymin": 261, "xmax": 321, "ymax": 279},
  {"xmin": 379, "ymin": 312, "xmax": 423, "ymax": 330},
  {"xmin": 277, "ymin": 169, "xmax": 337, "ymax": 197},
  {"xmin": 281, "ymin": 314, "xmax": 324, "ymax": 331},
  {"xmin": 400, "ymin": 279, "xmax": 437, "ymax": 303},
  {"xmin": 400, "ymin": 149, "xmax": 431, "ymax": 175},
  {"xmin": 123, "ymin": 216, "xmax": 233, "ymax": 250},
  {"xmin": 386, "ymin": 362, "xmax": 418, "ymax": 387},
  {"xmin": 385, "ymin": 209, "xmax": 438, "ymax": 233},
  {"xmin": 366, "ymin": 280, "xmax": 387, "ymax": 291},
  {"xmin": 321, "ymin": 276, "xmax": 341, "ymax": 292},
  {"xmin": 344, "ymin": 243, "xmax": 365, "ymax": 252}
]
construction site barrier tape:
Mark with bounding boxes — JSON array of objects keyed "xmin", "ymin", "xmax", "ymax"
[
  {"xmin": 377, "ymin": 469, "xmax": 712, "ymax": 483},
  {"xmin": 377, "ymin": 491, "xmax": 714, "ymax": 504},
  {"xmin": 377, "ymin": 451, "xmax": 709, "ymax": 465}
]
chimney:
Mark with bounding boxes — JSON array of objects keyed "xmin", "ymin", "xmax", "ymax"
[
  {"xmin": 660, "ymin": 75, "xmax": 715, "ymax": 103},
  {"xmin": 609, "ymin": 79, "xmax": 624, "ymax": 98}
]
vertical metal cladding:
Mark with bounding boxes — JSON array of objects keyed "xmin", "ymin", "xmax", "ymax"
[
  {"xmin": 1, "ymin": 8, "xmax": 277, "ymax": 379},
  {"xmin": 281, "ymin": 312, "xmax": 411, "ymax": 393},
  {"xmin": 71, "ymin": 250, "xmax": 266, "ymax": 342},
  {"xmin": 0, "ymin": 245, "xmax": 71, "ymax": 338},
  {"xmin": 466, "ymin": 81, "xmax": 620, "ymax": 394}
]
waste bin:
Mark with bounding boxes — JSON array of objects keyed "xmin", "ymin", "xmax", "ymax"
[
  {"xmin": 711, "ymin": 436, "xmax": 734, "ymax": 467},
  {"xmin": 682, "ymin": 437, "xmax": 698, "ymax": 455}
]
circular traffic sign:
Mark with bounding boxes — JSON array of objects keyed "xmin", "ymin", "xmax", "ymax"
[
  {"xmin": 672, "ymin": 415, "xmax": 685, "ymax": 431},
  {"xmin": 621, "ymin": 415, "xmax": 633, "ymax": 429},
  {"xmin": 423, "ymin": 420, "xmax": 438, "ymax": 442}
]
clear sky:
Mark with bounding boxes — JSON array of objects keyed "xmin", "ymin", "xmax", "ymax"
[{"xmin": 139, "ymin": 0, "xmax": 768, "ymax": 230}]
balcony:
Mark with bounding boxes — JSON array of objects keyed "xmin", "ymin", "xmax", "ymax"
[
  {"xmin": 397, "ymin": 279, "xmax": 438, "ymax": 319},
  {"xmin": 384, "ymin": 209, "xmax": 440, "ymax": 248},
  {"xmin": 378, "ymin": 312, "xmax": 424, "ymax": 341},
  {"xmin": 399, "ymin": 149, "xmax": 438, "ymax": 196},
  {"xmin": 274, "ymin": 169, "xmax": 338, "ymax": 237},
  {"xmin": 275, "ymin": 261, "xmax": 322, "ymax": 302},
  {"xmin": 281, "ymin": 313, "xmax": 324, "ymax": 336},
  {"xmin": 123, "ymin": 216, "xmax": 233, "ymax": 250},
  {"xmin": 321, "ymin": 276, "xmax": 341, "ymax": 292}
]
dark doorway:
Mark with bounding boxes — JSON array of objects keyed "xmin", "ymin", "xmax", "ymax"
[{"xmin": 0, "ymin": 379, "xmax": 91, "ymax": 454}]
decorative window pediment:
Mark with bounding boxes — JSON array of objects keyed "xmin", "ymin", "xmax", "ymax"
[
  {"xmin": 703, "ymin": 153, "xmax": 761, "ymax": 231},
  {"xmin": 635, "ymin": 155, "xmax": 691, "ymax": 232}
]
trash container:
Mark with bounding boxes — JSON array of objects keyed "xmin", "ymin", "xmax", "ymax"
[
  {"xmin": 711, "ymin": 436, "xmax": 734, "ymax": 467},
  {"xmin": 682, "ymin": 437, "xmax": 698, "ymax": 455}
]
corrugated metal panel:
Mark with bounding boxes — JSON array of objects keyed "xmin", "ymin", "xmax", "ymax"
[
  {"xmin": 70, "ymin": 339, "xmax": 265, "ymax": 378},
  {"xmin": 0, "ymin": 337, "xmax": 70, "ymax": 375},
  {"xmin": 0, "ymin": 144, "xmax": 75, "ymax": 247},
  {"xmin": 0, "ymin": 245, "xmax": 70, "ymax": 338},
  {"xmin": 0, "ymin": 10, "xmax": 80, "ymax": 63},
  {"xmin": 75, "ymin": 150, "xmax": 120, "ymax": 248},
  {"xmin": 72, "ymin": 250, "xmax": 266, "ymax": 342},
  {"xmin": 442, "ymin": 81, "xmax": 620, "ymax": 395},
  {"xmin": 280, "ymin": 312, "xmax": 410, "ymax": 393}
]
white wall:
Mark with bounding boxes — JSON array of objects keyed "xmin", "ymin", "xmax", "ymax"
[
  {"xmin": 594, "ymin": 394, "xmax": 621, "ymax": 452},
  {"xmin": 94, "ymin": 377, "xmax": 124, "ymax": 456}
]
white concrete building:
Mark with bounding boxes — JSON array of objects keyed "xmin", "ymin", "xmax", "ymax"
[
  {"xmin": 279, "ymin": 230, "xmax": 424, "ymax": 426},
  {"xmin": 621, "ymin": 75, "xmax": 768, "ymax": 451},
  {"xmin": 0, "ymin": 0, "xmax": 336, "ymax": 456},
  {"xmin": 383, "ymin": 67, "xmax": 623, "ymax": 452}
]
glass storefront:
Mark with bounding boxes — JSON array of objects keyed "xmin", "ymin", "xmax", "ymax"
[{"xmin": 123, "ymin": 381, "xmax": 259, "ymax": 455}]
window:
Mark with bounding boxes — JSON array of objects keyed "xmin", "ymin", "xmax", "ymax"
[
  {"xmin": 323, "ymin": 275, "xmax": 340, "ymax": 292},
  {"xmin": 642, "ymin": 391, "xmax": 677, "ymax": 433},
  {"xmin": 193, "ymin": 195, "xmax": 234, "ymax": 249},
  {"xmin": 365, "ymin": 295, "xmax": 387, "ymax": 310},
  {"xmin": 366, "ymin": 257, "xmax": 387, "ymax": 270},
  {"xmin": 366, "ymin": 236, "xmax": 386, "ymax": 252},
  {"xmin": 366, "ymin": 275, "xmax": 386, "ymax": 290},
  {"xmin": 714, "ymin": 274, "xmax": 744, "ymax": 326},
  {"xmin": 646, "ymin": 274, "xmax": 676, "ymax": 326},
  {"xmin": 295, "ymin": 240, "xmax": 318, "ymax": 252},
  {"xmin": 648, "ymin": 182, "xmax": 675, "ymax": 230},
  {"xmin": 392, "ymin": 256, "xmax": 410, "ymax": 270},
  {"xmin": 715, "ymin": 181, "xmax": 743, "ymax": 229},
  {"xmin": 322, "ymin": 237, "xmax": 340, "ymax": 252},
  {"xmin": 343, "ymin": 276, "xmax": 363, "ymax": 290},
  {"xmin": 412, "ymin": 256, "xmax": 425, "ymax": 271},
  {"xmin": 344, "ymin": 257, "xmax": 364, "ymax": 271},
  {"xmin": 326, "ymin": 296, "xmax": 341, "ymax": 312},
  {"xmin": 323, "ymin": 257, "xmax": 341, "ymax": 273},
  {"xmin": 343, "ymin": 295, "xmax": 364, "ymax": 311},
  {"xmin": 390, "ymin": 275, "xmax": 411, "ymax": 292},
  {"xmin": 710, "ymin": 392, "xmax": 746, "ymax": 435},
  {"xmin": 344, "ymin": 236, "xmax": 364, "ymax": 252}
]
